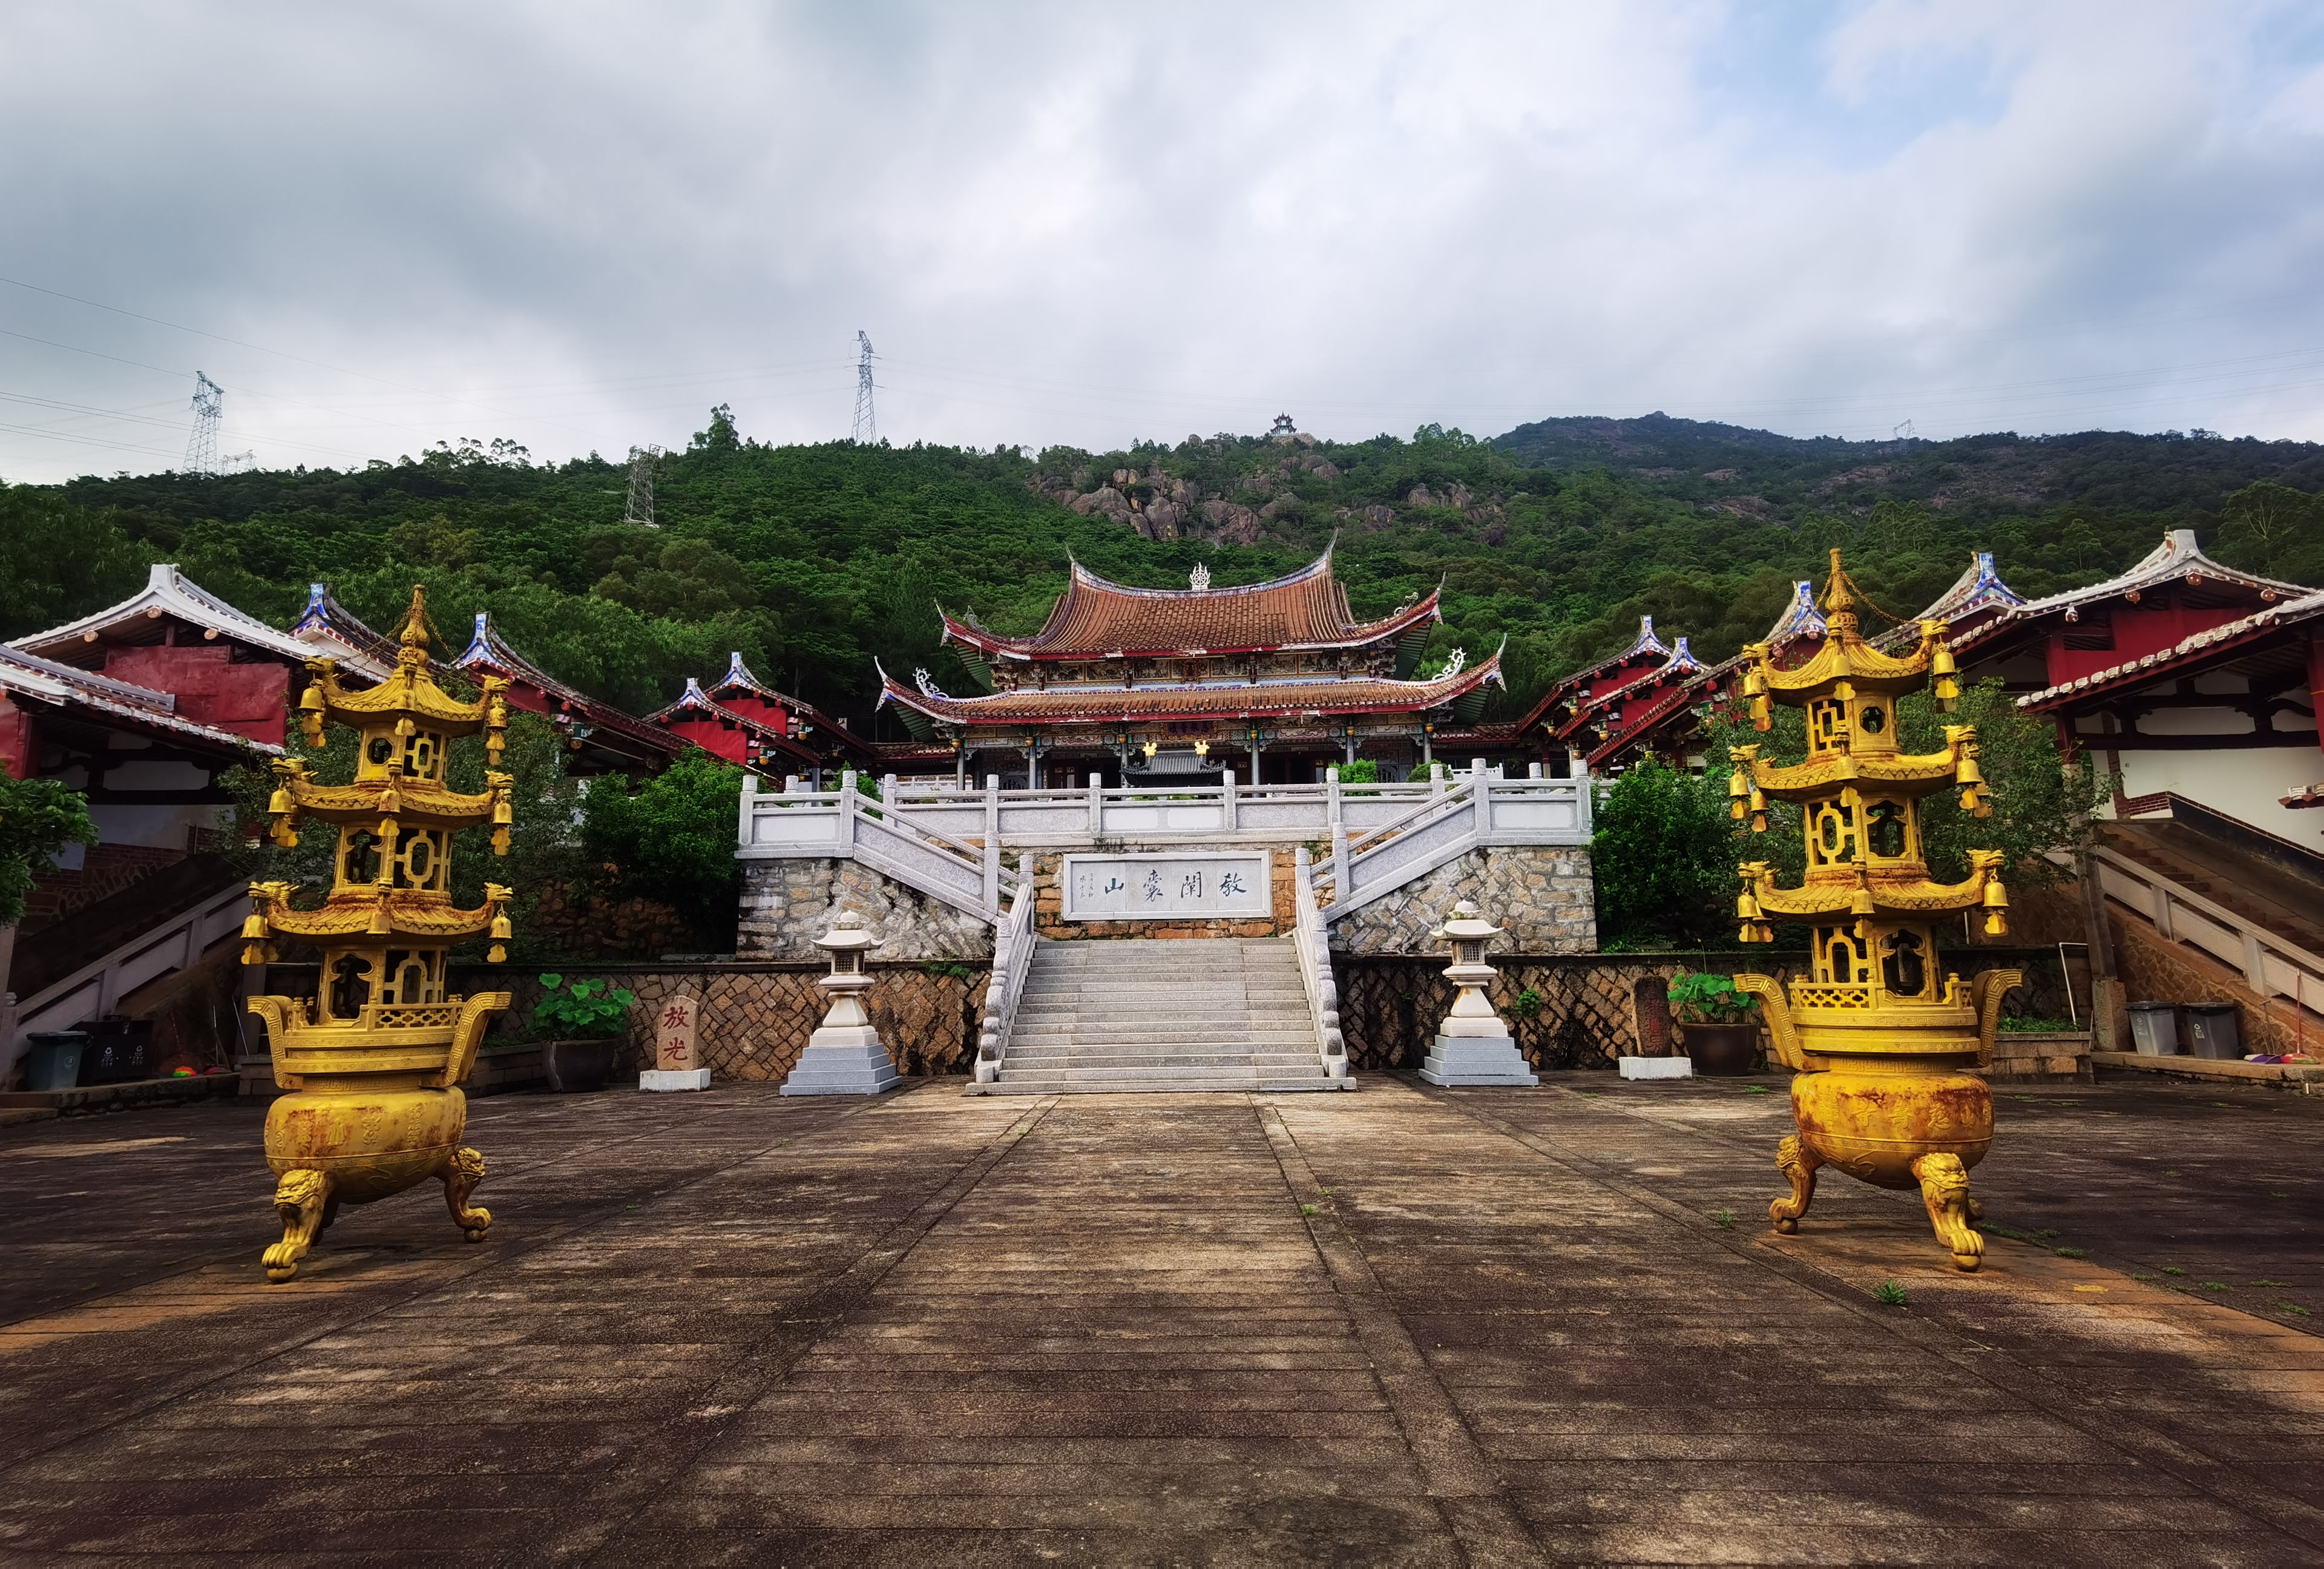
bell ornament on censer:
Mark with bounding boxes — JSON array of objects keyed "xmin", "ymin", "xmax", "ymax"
[
  {"xmin": 1728, "ymin": 551, "xmax": 2022, "ymax": 1271},
  {"xmin": 241, "ymin": 587, "xmax": 520, "ymax": 1282}
]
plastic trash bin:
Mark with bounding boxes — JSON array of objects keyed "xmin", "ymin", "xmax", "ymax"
[
  {"xmin": 2183, "ymin": 1002, "xmax": 2243, "ymax": 1059},
  {"xmin": 2127, "ymin": 1002, "xmax": 2184, "ymax": 1055},
  {"xmin": 24, "ymin": 1031, "xmax": 88, "ymax": 1091}
]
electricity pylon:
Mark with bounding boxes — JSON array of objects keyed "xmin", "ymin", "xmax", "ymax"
[
  {"xmin": 185, "ymin": 373, "xmax": 223, "ymax": 475},
  {"xmin": 624, "ymin": 444, "xmax": 663, "ymax": 527},
  {"xmin": 852, "ymin": 331, "xmax": 877, "ymax": 444}
]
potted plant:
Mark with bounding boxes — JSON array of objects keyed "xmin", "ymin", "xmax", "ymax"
[
  {"xmin": 1667, "ymin": 971, "xmax": 1762, "ymax": 1076},
  {"xmin": 533, "ymin": 973, "xmax": 637, "ymax": 1092}
]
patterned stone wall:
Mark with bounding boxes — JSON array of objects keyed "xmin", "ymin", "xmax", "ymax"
[
  {"xmin": 1328, "ymin": 846, "xmax": 1596, "ymax": 956},
  {"xmin": 476, "ymin": 961, "xmax": 991, "ymax": 1082},
  {"xmin": 1333, "ymin": 948, "xmax": 2068, "ymax": 1072},
  {"xmin": 738, "ymin": 858, "xmax": 996, "ymax": 961},
  {"xmin": 1028, "ymin": 846, "xmax": 1297, "ymax": 941}
]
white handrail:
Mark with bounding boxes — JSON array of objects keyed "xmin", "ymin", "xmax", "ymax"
[
  {"xmin": 1292, "ymin": 848, "xmax": 1350, "ymax": 1081},
  {"xmin": 2093, "ymin": 845, "xmax": 2324, "ymax": 1015},
  {"xmin": 974, "ymin": 879, "xmax": 1038, "ymax": 1083}
]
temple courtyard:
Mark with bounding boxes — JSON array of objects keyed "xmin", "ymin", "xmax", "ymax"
[{"xmin": 5, "ymin": 1076, "xmax": 2324, "ymax": 1566}]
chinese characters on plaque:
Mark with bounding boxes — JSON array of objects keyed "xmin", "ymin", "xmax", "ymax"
[
  {"xmin": 655, "ymin": 995, "xmax": 699, "ymax": 1072},
  {"xmin": 1059, "ymin": 853, "xmax": 1271, "ymax": 921}
]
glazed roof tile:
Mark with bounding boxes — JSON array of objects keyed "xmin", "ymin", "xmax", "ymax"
[
  {"xmin": 879, "ymin": 651, "xmax": 1503, "ymax": 726},
  {"xmin": 942, "ymin": 551, "xmax": 1440, "ymax": 659}
]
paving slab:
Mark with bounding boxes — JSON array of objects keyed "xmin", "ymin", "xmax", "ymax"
[{"xmin": 3, "ymin": 1072, "xmax": 2323, "ymax": 1564}]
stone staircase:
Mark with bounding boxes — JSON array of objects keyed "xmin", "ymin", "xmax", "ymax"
[{"xmin": 970, "ymin": 938, "xmax": 1344, "ymax": 1094}]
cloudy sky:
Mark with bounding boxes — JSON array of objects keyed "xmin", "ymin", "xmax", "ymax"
[{"xmin": 2, "ymin": 1, "xmax": 2322, "ymax": 482}]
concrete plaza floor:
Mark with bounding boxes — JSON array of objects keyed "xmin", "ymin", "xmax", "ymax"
[{"xmin": 4, "ymin": 1071, "xmax": 2324, "ymax": 1566}]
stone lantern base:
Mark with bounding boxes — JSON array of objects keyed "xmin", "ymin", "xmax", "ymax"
[
  {"xmin": 1418, "ymin": 1030, "xmax": 1539, "ymax": 1087},
  {"xmin": 779, "ymin": 1021, "xmax": 902, "ymax": 1096}
]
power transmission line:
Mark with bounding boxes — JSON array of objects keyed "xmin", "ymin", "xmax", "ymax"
[
  {"xmin": 185, "ymin": 372, "xmax": 222, "ymax": 475},
  {"xmin": 852, "ymin": 330, "xmax": 877, "ymax": 444},
  {"xmin": 624, "ymin": 443, "xmax": 663, "ymax": 527}
]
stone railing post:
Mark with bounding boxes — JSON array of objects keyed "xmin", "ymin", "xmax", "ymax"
[
  {"xmin": 838, "ymin": 769, "xmax": 857, "ymax": 849},
  {"xmin": 738, "ymin": 769, "xmax": 758, "ymax": 849},
  {"xmin": 1331, "ymin": 822, "xmax": 1351, "ymax": 901},
  {"xmin": 1325, "ymin": 765, "xmax": 1342, "ymax": 828},
  {"xmin": 1087, "ymin": 771, "xmax": 1103, "ymax": 835},
  {"xmin": 1473, "ymin": 758, "xmax": 1492, "ymax": 840},
  {"xmin": 1222, "ymin": 772, "xmax": 1238, "ymax": 832}
]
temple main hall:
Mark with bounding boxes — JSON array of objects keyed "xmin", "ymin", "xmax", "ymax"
[{"xmin": 876, "ymin": 550, "xmax": 1504, "ymax": 787}]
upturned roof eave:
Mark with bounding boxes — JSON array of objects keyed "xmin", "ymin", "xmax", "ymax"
[
  {"xmin": 938, "ymin": 587, "xmax": 1442, "ymax": 662},
  {"xmin": 878, "ymin": 650, "xmax": 1503, "ymax": 727},
  {"xmin": 12, "ymin": 563, "xmax": 323, "ymax": 669}
]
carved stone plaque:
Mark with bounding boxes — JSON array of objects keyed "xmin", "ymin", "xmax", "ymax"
[{"xmin": 1060, "ymin": 852, "xmax": 1272, "ymax": 922}]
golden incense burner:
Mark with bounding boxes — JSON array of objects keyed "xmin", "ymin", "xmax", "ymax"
[
  {"xmin": 242, "ymin": 588, "xmax": 517, "ymax": 1282},
  {"xmin": 1730, "ymin": 552, "xmax": 2021, "ymax": 1271}
]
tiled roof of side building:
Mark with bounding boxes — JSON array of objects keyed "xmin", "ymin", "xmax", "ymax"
[
  {"xmin": 1512, "ymin": 615, "xmax": 1672, "ymax": 734},
  {"xmin": 13, "ymin": 564, "xmax": 351, "ymax": 674},
  {"xmin": 451, "ymin": 613, "xmax": 681, "ymax": 755},
  {"xmin": 879, "ymin": 651, "xmax": 1503, "ymax": 725},
  {"xmin": 646, "ymin": 677, "xmax": 822, "ymax": 766},
  {"xmin": 1955, "ymin": 529, "xmax": 2311, "ymax": 654},
  {"xmin": 0, "ymin": 643, "xmax": 283, "ymax": 756},
  {"xmin": 704, "ymin": 652, "xmax": 873, "ymax": 758},
  {"xmin": 941, "ymin": 551, "xmax": 1441, "ymax": 659},
  {"xmin": 2015, "ymin": 588, "xmax": 2324, "ymax": 711},
  {"xmin": 289, "ymin": 584, "xmax": 402, "ymax": 680}
]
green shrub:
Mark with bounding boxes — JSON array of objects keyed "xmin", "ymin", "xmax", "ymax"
[{"xmin": 531, "ymin": 974, "xmax": 636, "ymax": 1037}]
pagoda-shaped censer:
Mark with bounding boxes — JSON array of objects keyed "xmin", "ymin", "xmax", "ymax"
[
  {"xmin": 1728, "ymin": 553, "xmax": 2023, "ymax": 1271},
  {"xmin": 242, "ymin": 588, "xmax": 518, "ymax": 1283}
]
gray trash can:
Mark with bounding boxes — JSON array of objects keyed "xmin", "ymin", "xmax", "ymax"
[
  {"xmin": 2127, "ymin": 1002, "xmax": 2184, "ymax": 1055},
  {"xmin": 2183, "ymin": 1002, "xmax": 2243, "ymax": 1059},
  {"xmin": 24, "ymin": 1031, "xmax": 88, "ymax": 1091}
]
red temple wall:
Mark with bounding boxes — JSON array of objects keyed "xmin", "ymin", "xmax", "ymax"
[{"xmin": 101, "ymin": 646, "xmax": 289, "ymax": 746}]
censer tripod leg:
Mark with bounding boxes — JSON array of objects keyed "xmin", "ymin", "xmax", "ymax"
[
  {"xmin": 1770, "ymin": 1134, "xmax": 1820, "ymax": 1233},
  {"xmin": 441, "ymin": 1147, "xmax": 492, "ymax": 1243},
  {"xmin": 1912, "ymin": 1153, "xmax": 1984, "ymax": 1272},
  {"xmin": 264, "ymin": 1169, "xmax": 335, "ymax": 1283}
]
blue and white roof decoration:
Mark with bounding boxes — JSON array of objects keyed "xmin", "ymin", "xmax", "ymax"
[{"xmin": 1764, "ymin": 581, "xmax": 1828, "ymax": 645}]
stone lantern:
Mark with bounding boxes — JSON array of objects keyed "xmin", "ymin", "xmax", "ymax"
[
  {"xmin": 780, "ymin": 910, "xmax": 902, "ymax": 1096},
  {"xmin": 1418, "ymin": 901, "xmax": 1538, "ymax": 1087}
]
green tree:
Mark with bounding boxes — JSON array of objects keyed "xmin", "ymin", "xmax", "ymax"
[
  {"xmin": 0, "ymin": 487, "xmax": 149, "ymax": 639},
  {"xmin": 2217, "ymin": 481, "xmax": 2324, "ymax": 585},
  {"xmin": 579, "ymin": 750, "xmax": 744, "ymax": 937},
  {"xmin": 0, "ymin": 776, "xmax": 99, "ymax": 926},
  {"xmin": 1590, "ymin": 756, "xmax": 1735, "ymax": 949}
]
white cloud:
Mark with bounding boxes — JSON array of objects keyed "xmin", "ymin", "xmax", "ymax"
[{"xmin": 0, "ymin": 0, "xmax": 2319, "ymax": 482}]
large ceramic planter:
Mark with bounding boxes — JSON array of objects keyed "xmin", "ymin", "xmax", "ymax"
[
  {"xmin": 542, "ymin": 1036, "xmax": 620, "ymax": 1093},
  {"xmin": 1679, "ymin": 1023, "xmax": 1759, "ymax": 1076}
]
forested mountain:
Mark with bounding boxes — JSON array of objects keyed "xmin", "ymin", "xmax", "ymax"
[{"xmin": 4, "ymin": 407, "xmax": 2317, "ymax": 746}]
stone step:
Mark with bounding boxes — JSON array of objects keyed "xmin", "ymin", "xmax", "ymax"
[
  {"xmin": 994, "ymin": 936, "xmax": 1324, "ymax": 1094},
  {"xmin": 967, "ymin": 1088, "xmax": 1348, "ymax": 1097}
]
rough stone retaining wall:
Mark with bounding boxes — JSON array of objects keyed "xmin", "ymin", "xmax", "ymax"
[
  {"xmin": 1329, "ymin": 846, "xmax": 1596, "ymax": 956},
  {"xmin": 738, "ymin": 859, "xmax": 996, "ymax": 962}
]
